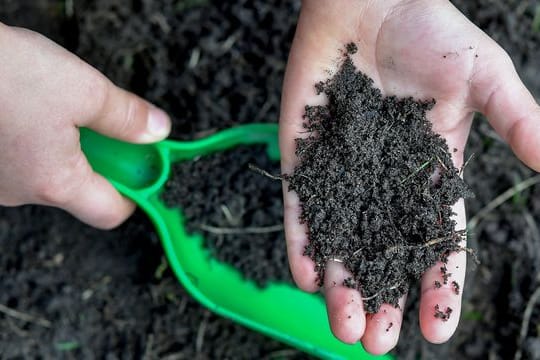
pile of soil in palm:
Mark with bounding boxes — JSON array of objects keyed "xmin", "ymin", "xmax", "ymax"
[
  {"xmin": 286, "ymin": 44, "xmax": 473, "ymax": 313},
  {"xmin": 161, "ymin": 146, "xmax": 291, "ymax": 286}
]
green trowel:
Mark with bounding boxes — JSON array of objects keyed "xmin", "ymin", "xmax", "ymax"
[{"xmin": 80, "ymin": 123, "xmax": 392, "ymax": 360}]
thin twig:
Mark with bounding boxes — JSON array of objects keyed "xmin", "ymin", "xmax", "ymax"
[
  {"xmin": 196, "ymin": 312, "xmax": 209, "ymax": 354},
  {"xmin": 161, "ymin": 353, "xmax": 185, "ymax": 360},
  {"xmin": 248, "ymin": 163, "xmax": 283, "ymax": 181},
  {"xmin": 351, "ymin": 234, "xmax": 467, "ymax": 260},
  {"xmin": 361, "ymin": 282, "xmax": 402, "ymax": 301},
  {"xmin": 385, "ymin": 235, "xmax": 465, "ymax": 255},
  {"xmin": 524, "ymin": 212, "xmax": 540, "ymax": 261},
  {"xmin": 459, "ymin": 152, "xmax": 475, "ymax": 176},
  {"xmin": 436, "ymin": 156, "xmax": 448, "ymax": 171},
  {"xmin": 142, "ymin": 334, "xmax": 154, "ymax": 360},
  {"xmin": 262, "ymin": 349, "xmax": 301, "ymax": 360},
  {"xmin": 0, "ymin": 303, "xmax": 51, "ymax": 328},
  {"xmin": 198, "ymin": 224, "xmax": 284, "ymax": 235},
  {"xmin": 220, "ymin": 204, "xmax": 234, "ymax": 224},
  {"xmin": 456, "ymin": 246, "xmax": 480, "ymax": 265},
  {"xmin": 401, "ymin": 158, "xmax": 433, "ymax": 184},
  {"xmin": 7, "ymin": 318, "xmax": 28, "ymax": 337},
  {"xmin": 468, "ymin": 175, "xmax": 540, "ymax": 230},
  {"xmin": 514, "ymin": 286, "xmax": 540, "ymax": 360}
]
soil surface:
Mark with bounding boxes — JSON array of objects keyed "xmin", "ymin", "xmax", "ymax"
[
  {"xmin": 162, "ymin": 145, "xmax": 291, "ymax": 287},
  {"xmin": 74, "ymin": 0, "xmax": 299, "ymax": 140},
  {"xmin": 1, "ymin": 0, "xmax": 539, "ymax": 359},
  {"xmin": 286, "ymin": 47, "xmax": 472, "ymax": 313}
]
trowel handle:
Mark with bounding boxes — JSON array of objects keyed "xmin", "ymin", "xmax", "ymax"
[{"xmin": 80, "ymin": 128, "xmax": 164, "ymax": 193}]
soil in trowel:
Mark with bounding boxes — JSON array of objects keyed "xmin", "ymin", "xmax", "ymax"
[
  {"xmin": 286, "ymin": 43, "xmax": 473, "ymax": 313},
  {"xmin": 162, "ymin": 146, "xmax": 292, "ymax": 286}
]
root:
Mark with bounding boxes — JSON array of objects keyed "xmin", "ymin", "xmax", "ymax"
[
  {"xmin": 198, "ymin": 224, "xmax": 283, "ymax": 235},
  {"xmin": 384, "ymin": 233, "xmax": 466, "ymax": 255},
  {"xmin": 361, "ymin": 282, "xmax": 402, "ymax": 301},
  {"xmin": 0, "ymin": 303, "xmax": 51, "ymax": 328},
  {"xmin": 400, "ymin": 158, "xmax": 434, "ymax": 184},
  {"xmin": 514, "ymin": 286, "xmax": 540, "ymax": 360},
  {"xmin": 468, "ymin": 174, "xmax": 540, "ymax": 230},
  {"xmin": 248, "ymin": 163, "xmax": 283, "ymax": 181}
]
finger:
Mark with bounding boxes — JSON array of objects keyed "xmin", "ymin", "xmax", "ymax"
[
  {"xmin": 361, "ymin": 296, "xmax": 406, "ymax": 355},
  {"xmin": 323, "ymin": 260, "xmax": 366, "ymax": 344},
  {"xmin": 65, "ymin": 173, "xmax": 135, "ymax": 229},
  {"xmin": 283, "ymin": 190, "xmax": 319, "ymax": 292},
  {"xmin": 471, "ymin": 47, "xmax": 540, "ymax": 171},
  {"xmin": 79, "ymin": 75, "xmax": 171, "ymax": 144},
  {"xmin": 42, "ymin": 154, "xmax": 136, "ymax": 229},
  {"xmin": 419, "ymin": 199, "xmax": 466, "ymax": 343}
]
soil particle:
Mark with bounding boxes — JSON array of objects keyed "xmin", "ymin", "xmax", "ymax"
[
  {"xmin": 441, "ymin": 265, "xmax": 453, "ymax": 285},
  {"xmin": 434, "ymin": 281, "xmax": 442, "ymax": 289},
  {"xmin": 345, "ymin": 42, "xmax": 358, "ymax": 55},
  {"xmin": 434, "ymin": 304, "xmax": 453, "ymax": 322},
  {"xmin": 286, "ymin": 44, "xmax": 473, "ymax": 313},
  {"xmin": 386, "ymin": 322, "xmax": 394, "ymax": 332},
  {"xmin": 452, "ymin": 280, "xmax": 460, "ymax": 295},
  {"xmin": 162, "ymin": 146, "xmax": 291, "ymax": 286}
]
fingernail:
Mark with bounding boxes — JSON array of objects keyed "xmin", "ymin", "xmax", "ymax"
[{"xmin": 147, "ymin": 107, "xmax": 171, "ymax": 138}]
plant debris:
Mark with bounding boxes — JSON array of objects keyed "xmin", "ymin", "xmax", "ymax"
[{"xmin": 286, "ymin": 43, "xmax": 473, "ymax": 313}]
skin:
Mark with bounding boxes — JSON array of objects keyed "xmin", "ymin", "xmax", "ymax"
[
  {"xmin": 1, "ymin": 1, "xmax": 539, "ymax": 356},
  {"xmin": 0, "ymin": 23, "xmax": 171, "ymax": 229},
  {"xmin": 280, "ymin": 0, "xmax": 540, "ymax": 355}
]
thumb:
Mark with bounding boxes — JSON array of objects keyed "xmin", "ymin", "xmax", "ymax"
[
  {"xmin": 471, "ymin": 48, "xmax": 540, "ymax": 171},
  {"xmin": 80, "ymin": 76, "xmax": 171, "ymax": 143}
]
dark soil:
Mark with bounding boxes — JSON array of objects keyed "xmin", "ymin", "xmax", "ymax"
[
  {"xmin": 286, "ymin": 47, "xmax": 472, "ymax": 313},
  {"xmin": 74, "ymin": 0, "xmax": 299, "ymax": 140},
  {"xmin": 1, "ymin": 1, "xmax": 539, "ymax": 359},
  {"xmin": 0, "ymin": 207, "xmax": 305, "ymax": 359},
  {"xmin": 162, "ymin": 145, "xmax": 291, "ymax": 286}
]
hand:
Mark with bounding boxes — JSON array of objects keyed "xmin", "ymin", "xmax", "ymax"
[
  {"xmin": 280, "ymin": 0, "xmax": 540, "ymax": 354},
  {"xmin": 0, "ymin": 24, "xmax": 171, "ymax": 229}
]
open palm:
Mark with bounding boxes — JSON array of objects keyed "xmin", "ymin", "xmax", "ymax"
[{"xmin": 280, "ymin": 0, "xmax": 540, "ymax": 355}]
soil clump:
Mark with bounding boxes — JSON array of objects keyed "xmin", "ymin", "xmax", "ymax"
[{"xmin": 286, "ymin": 44, "xmax": 473, "ymax": 313}]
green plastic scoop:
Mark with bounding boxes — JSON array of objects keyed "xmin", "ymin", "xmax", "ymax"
[{"xmin": 80, "ymin": 124, "xmax": 391, "ymax": 360}]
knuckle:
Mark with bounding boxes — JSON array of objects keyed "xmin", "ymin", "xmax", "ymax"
[
  {"xmin": 121, "ymin": 95, "xmax": 147, "ymax": 133},
  {"xmin": 84, "ymin": 69, "xmax": 111, "ymax": 120}
]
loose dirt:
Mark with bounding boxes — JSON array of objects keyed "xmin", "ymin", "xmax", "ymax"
[
  {"xmin": 286, "ymin": 45, "xmax": 473, "ymax": 313},
  {"xmin": 162, "ymin": 146, "xmax": 291, "ymax": 286}
]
